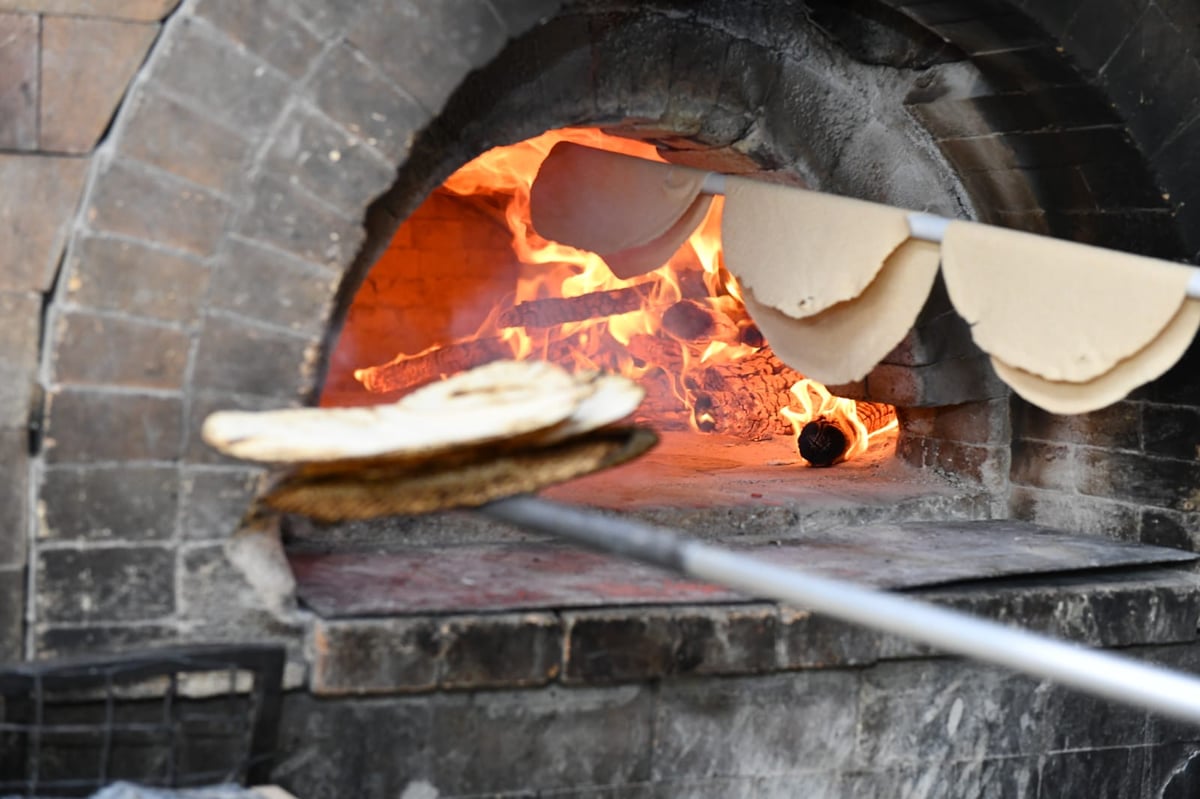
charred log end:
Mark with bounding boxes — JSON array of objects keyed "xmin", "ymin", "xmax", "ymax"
[
  {"xmin": 739, "ymin": 322, "xmax": 765, "ymax": 348},
  {"xmin": 798, "ymin": 419, "xmax": 847, "ymax": 467},
  {"xmin": 662, "ymin": 299, "xmax": 717, "ymax": 340}
]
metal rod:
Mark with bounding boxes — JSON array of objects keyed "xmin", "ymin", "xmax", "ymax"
[{"xmin": 481, "ymin": 494, "xmax": 1200, "ymax": 725}]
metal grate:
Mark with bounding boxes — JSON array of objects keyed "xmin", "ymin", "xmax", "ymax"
[{"xmin": 0, "ymin": 645, "xmax": 285, "ymax": 798}]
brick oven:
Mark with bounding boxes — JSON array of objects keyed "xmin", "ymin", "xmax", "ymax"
[{"xmin": 5, "ymin": 0, "xmax": 1200, "ymax": 796}]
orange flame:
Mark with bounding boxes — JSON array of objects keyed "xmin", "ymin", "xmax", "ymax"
[{"xmin": 354, "ymin": 127, "xmax": 892, "ymax": 460}]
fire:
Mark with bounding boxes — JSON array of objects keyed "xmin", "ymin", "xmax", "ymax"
[{"xmin": 352, "ymin": 128, "xmax": 894, "ymax": 461}]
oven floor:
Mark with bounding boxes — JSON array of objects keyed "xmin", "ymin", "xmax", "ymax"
[
  {"xmin": 283, "ymin": 429, "xmax": 992, "ymax": 551},
  {"xmin": 291, "ymin": 519, "xmax": 1197, "ymax": 618}
]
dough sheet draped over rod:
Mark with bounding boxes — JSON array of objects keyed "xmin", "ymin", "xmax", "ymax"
[{"xmin": 524, "ymin": 143, "xmax": 1200, "ymax": 414}]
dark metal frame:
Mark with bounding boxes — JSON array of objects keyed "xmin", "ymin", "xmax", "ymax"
[{"xmin": 0, "ymin": 644, "xmax": 285, "ymax": 798}]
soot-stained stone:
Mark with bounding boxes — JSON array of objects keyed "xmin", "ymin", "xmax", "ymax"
[
  {"xmin": 86, "ymin": 158, "xmax": 230, "ymax": 258},
  {"xmin": 191, "ymin": 315, "xmax": 319, "ymax": 399},
  {"xmin": 440, "ymin": 613, "xmax": 562, "ymax": 690},
  {"xmin": 653, "ymin": 672, "xmax": 857, "ymax": 779},
  {"xmin": 430, "ymin": 684, "xmax": 654, "ymax": 794},
  {"xmin": 63, "ymin": 235, "xmax": 211, "ymax": 324},
  {"xmin": 180, "ymin": 467, "xmax": 263, "ymax": 540},
  {"xmin": 1038, "ymin": 747, "xmax": 1149, "ymax": 798},
  {"xmin": 563, "ymin": 606, "xmax": 778, "ymax": 684},
  {"xmin": 864, "ymin": 356, "xmax": 1007, "ymax": 407},
  {"xmin": 1078, "ymin": 449, "xmax": 1200, "ymax": 512},
  {"xmin": 40, "ymin": 465, "xmax": 178, "ymax": 541},
  {"xmin": 0, "ymin": 291, "xmax": 40, "ymax": 429},
  {"xmin": 1141, "ymin": 509, "xmax": 1200, "ymax": 552},
  {"xmin": 43, "ymin": 389, "xmax": 183, "ymax": 464},
  {"xmin": 307, "ymin": 43, "xmax": 431, "ymax": 165},
  {"xmin": 50, "ymin": 311, "xmax": 190, "ymax": 390},
  {"xmin": 35, "ymin": 622, "xmax": 179, "ymax": 659},
  {"xmin": 118, "ymin": 88, "xmax": 253, "ymax": 195},
  {"xmin": 192, "ymin": 0, "xmax": 321, "ymax": 79},
  {"xmin": 1009, "ymin": 486, "xmax": 1141, "ymax": 541},
  {"xmin": 150, "ymin": 17, "xmax": 291, "ymax": 133},
  {"xmin": 1013, "ymin": 401, "xmax": 1141, "ymax": 451},
  {"xmin": 1143, "ymin": 405, "xmax": 1200, "ymax": 462},
  {"xmin": 779, "ymin": 607, "xmax": 883, "ymax": 668},
  {"xmin": 1010, "ymin": 440, "xmax": 1076, "ymax": 492},
  {"xmin": 969, "ymin": 44, "xmax": 1089, "ymax": 92},
  {"xmin": 0, "ymin": 566, "xmax": 23, "ymax": 661},
  {"xmin": 0, "ymin": 430, "xmax": 28, "ymax": 568},
  {"xmin": 311, "ymin": 618, "xmax": 441, "ymax": 695},
  {"xmin": 36, "ymin": 545, "xmax": 175, "ymax": 623}
]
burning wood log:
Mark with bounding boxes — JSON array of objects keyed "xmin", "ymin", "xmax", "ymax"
[
  {"xmin": 497, "ymin": 285, "xmax": 653, "ymax": 329},
  {"xmin": 798, "ymin": 401, "xmax": 896, "ymax": 467},
  {"xmin": 356, "ymin": 338, "xmax": 513, "ymax": 394},
  {"xmin": 660, "ymin": 299, "xmax": 739, "ymax": 342}
]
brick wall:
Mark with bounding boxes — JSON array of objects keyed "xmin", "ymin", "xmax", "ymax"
[{"xmin": 0, "ymin": 0, "xmax": 179, "ymax": 662}]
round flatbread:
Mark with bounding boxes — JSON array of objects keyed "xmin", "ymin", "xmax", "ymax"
[
  {"xmin": 203, "ymin": 360, "xmax": 586, "ymax": 463},
  {"xmin": 722, "ymin": 178, "xmax": 912, "ymax": 319},
  {"xmin": 262, "ymin": 427, "xmax": 658, "ymax": 521},
  {"xmin": 742, "ymin": 239, "xmax": 942, "ymax": 385},
  {"xmin": 603, "ymin": 194, "xmax": 713, "ymax": 279},
  {"xmin": 992, "ymin": 299, "xmax": 1200, "ymax": 414},
  {"xmin": 942, "ymin": 220, "xmax": 1194, "ymax": 382},
  {"xmin": 530, "ymin": 142, "xmax": 708, "ymax": 256}
]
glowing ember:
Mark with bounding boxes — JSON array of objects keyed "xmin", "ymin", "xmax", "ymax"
[{"xmin": 352, "ymin": 128, "xmax": 894, "ymax": 460}]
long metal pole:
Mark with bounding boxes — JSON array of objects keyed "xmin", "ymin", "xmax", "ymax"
[{"xmin": 481, "ymin": 494, "xmax": 1200, "ymax": 725}]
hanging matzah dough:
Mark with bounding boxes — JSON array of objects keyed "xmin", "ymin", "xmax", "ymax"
[
  {"xmin": 741, "ymin": 239, "xmax": 942, "ymax": 385},
  {"xmin": 603, "ymin": 194, "xmax": 713, "ymax": 279},
  {"xmin": 991, "ymin": 300, "xmax": 1200, "ymax": 414},
  {"xmin": 941, "ymin": 220, "xmax": 1195, "ymax": 382},
  {"xmin": 530, "ymin": 142, "xmax": 709, "ymax": 278},
  {"xmin": 721, "ymin": 179, "xmax": 913, "ymax": 318},
  {"xmin": 202, "ymin": 360, "xmax": 590, "ymax": 464}
]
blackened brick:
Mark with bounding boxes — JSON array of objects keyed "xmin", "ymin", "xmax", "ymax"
[
  {"xmin": 1078, "ymin": 449, "xmax": 1200, "ymax": 511},
  {"xmin": 1038, "ymin": 748, "xmax": 1148, "ymax": 798},
  {"xmin": 35, "ymin": 622, "xmax": 178, "ymax": 659},
  {"xmin": 0, "ymin": 566, "xmax": 23, "ymax": 661},
  {"xmin": 40, "ymin": 465, "xmax": 178, "ymax": 541},
  {"xmin": 0, "ymin": 430, "xmax": 28, "ymax": 567},
  {"xmin": 1145, "ymin": 338, "xmax": 1200, "ymax": 406},
  {"xmin": 51, "ymin": 311, "xmax": 190, "ymax": 389},
  {"xmin": 308, "ymin": 43, "xmax": 430, "ymax": 164},
  {"xmin": 86, "ymin": 159, "xmax": 230, "ymax": 258},
  {"xmin": 941, "ymin": 126, "xmax": 1139, "ymax": 173},
  {"xmin": 150, "ymin": 18, "xmax": 291, "ymax": 132},
  {"xmin": 1060, "ymin": 0, "xmax": 1147, "ymax": 75},
  {"xmin": 36, "ymin": 545, "xmax": 175, "ymax": 623},
  {"xmin": 191, "ymin": 315, "xmax": 319, "ymax": 398},
  {"xmin": 64, "ymin": 235, "xmax": 211, "ymax": 324},
  {"xmin": 0, "ymin": 13, "xmax": 38, "ymax": 150},
  {"xmin": 44, "ymin": 389, "xmax": 182, "ymax": 463},
  {"xmin": 0, "ymin": 291, "xmax": 40, "ymax": 428},
  {"xmin": 563, "ymin": 606, "xmax": 778, "ymax": 684},
  {"xmin": 779, "ymin": 607, "xmax": 882, "ymax": 668},
  {"xmin": 1011, "ymin": 439, "xmax": 1076, "ymax": 491},
  {"xmin": 0, "ymin": 154, "xmax": 89, "ymax": 291},
  {"xmin": 263, "ymin": 103, "xmax": 397, "ymax": 215},
  {"xmin": 1144, "ymin": 405, "xmax": 1200, "ymax": 461},
  {"xmin": 192, "ymin": 0, "xmax": 321, "ymax": 78},
  {"xmin": 439, "ymin": 613, "xmax": 562, "ymax": 690},
  {"xmin": 312, "ymin": 618, "xmax": 441, "ymax": 695},
  {"xmin": 1013, "ymin": 400, "xmax": 1141, "ymax": 450},
  {"xmin": 237, "ymin": 173, "xmax": 365, "ymax": 267},
  {"xmin": 346, "ymin": 0, "xmax": 508, "ymax": 111},
  {"xmin": 969, "ymin": 45, "xmax": 1088, "ymax": 92},
  {"xmin": 180, "ymin": 467, "xmax": 263, "ymax": 540},
  {"xmin": 1141, "ymin": 509, "xmax": 1200, "ymax": 552},
  {"xmin": 118, "ymin": 88, "xmax": 253, "ymax": 195}
]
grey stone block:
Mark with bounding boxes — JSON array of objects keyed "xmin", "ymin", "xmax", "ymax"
[
  {"xmin": 180, "ymin": 467, "xmax": 263, "ymax": 540},
  {"xmin": 0, "ymin": 13, "xmax": 38, "ymax": 150},
  {"xmin": 44, "ymin": 389, "xmax": 183, "ymax": 464},
  {"xmin": 49, "ymin": 310, "xmax": 190, "ymax": 390},
  {"xmin": 36, "ymin": 622, "xmax": 178, "ymax": 658},
  {"xmin": 236, "ymin": 173, "xmax": 365, "ymax": 267},
  {"xmin": 192, "ymin": 0, "xmax": 321, "ymax": 78},
  {"xmin": 36, "ymin": 545, "xmax": 175, "ymax": 623},
  {"xmin": 653, "ymin": 672, "xmax": 857, "ymax": 779},
  {"xmin": 209, "ymin": 238, "xmax": 338, "ymax": 337},
  {"xmin": 191, "ymin": 313, "xmax": 319, "ymax": 399},
  {"xmin": 312, "ymin": 618, "xmax": 441, "ymax": 695},
  {"xmin": 0, "ymin": 154, "xmax": 89, "ymax": 291},
  {"xmin": 0, "ymin": 430, "xmax": 28, "ymax": 567},
  {"xmin": 439, "ymin": 613, "xmax": 562, "ymax": 690},
  {"xmin": 0, "ymin": 565, "xmax": 23, "ymax": 662},
  {"xmin": 0, "ymin": 291, "xmax": 39, "ymax": 429},
  {"xmin": 40, "ymin": 465, "xmax": 179, "ymax": 541},
  {"xmin": 430, "ymin": 684, "xmax": 654, "ymax": 794}
]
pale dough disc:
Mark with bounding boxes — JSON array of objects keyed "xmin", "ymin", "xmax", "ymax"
[
  {"xmin": 992, "ymin": 299, "xmax": 1200, "ymax": 414},
  {"xmin": 530, "ymin": 142, "xmax": 708, "ymax": 255},
  {"xmin": 721, "ymin": 178, "xmax": 912, "ymax": 319},
  {"xmin": 603, "ymin": 194, "xmax": 713, "ymax": 279},
  {"xmin": 741, "ymin": 239, "xmax": 942, "ymax": 385},
  {"xmin": 203, "ymin": 360, "xmax": 586, "ymax": 463},
  {"xmin": 942, "ymin": 220, "xmax": 1194, "ymax": 382},
  {"xmin": 263, "ymin": 427, "xmax": 659, "ymax": 521},
  {"xmin": 536, "ymin": 373, "xmax": 646, "ymax": 443}
]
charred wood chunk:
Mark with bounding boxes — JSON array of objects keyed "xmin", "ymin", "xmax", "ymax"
[{"xmin": 798, "ymin": 419, "xmax": 848, "ymax": 467}]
